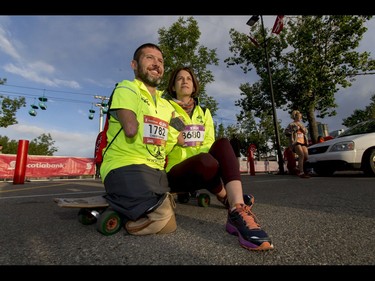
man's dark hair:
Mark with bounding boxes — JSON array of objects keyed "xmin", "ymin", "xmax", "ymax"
[{"xmin": 133, "ymin": 43, "xmax": 163, "ymax": 61}]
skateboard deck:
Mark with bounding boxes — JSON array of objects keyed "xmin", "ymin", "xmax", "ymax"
[
  {"xmin": 53, "ymin": 194, "xmax": 109, "ymax": 208},
  {"xmin": 53, "ymin": 191, "xmax": 211, "ymax": 236},
  {"xmin": 53, "ymin": 194, "xmax": 123, "ymax": 236}
]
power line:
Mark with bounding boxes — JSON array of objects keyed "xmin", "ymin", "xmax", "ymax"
[
  {"xmin": 1, "ymin": 83, "xmax": 239, "ymax": 125},
  {"xmin": 0, "ymin": 85, "xmax": 109, "ymax": 105},
  {"xmin": 0, "ymin": 83, "xmax": 110, "ymax": 121},
  {"xmin": 0, "ymin": 89, "xmax": 95, "ymax": 105},
  {"xmin": 2, "ymin": 83, "xmax": 98, "ymax": 97}
]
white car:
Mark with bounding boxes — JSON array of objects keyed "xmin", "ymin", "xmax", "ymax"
[{"xmin": 305, "ymin": 119, "xmax": 375, "ymax": 176}]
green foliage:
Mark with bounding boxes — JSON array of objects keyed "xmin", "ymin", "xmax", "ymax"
[
  {"xmin": 28, "ymin": 133, "xmax": 58, "ymax": 155},
  {"xmin": 216, "ymin": 123, "xmax": 225, "ymax": 139},
  {"xmin": 226, "ymin": 15, "xmax": 375, "ymax": 144},
  {"xmin": 342, "ymin": 93, "xmax": 375, "ymax": 127},
  {"xmin": 158, "ymin": 16, "xmax": 220, "ymax": 116},
  {"xmin": 0, "ymin": 133, "xmax": 58, "ymax": 155},
  {"xmin": 0, "ymin": 78, "xmax": 27, "ymax": 128},
  {"xmin": 0, "ymin": 135, "xmax": 12, "ymax": 154}
]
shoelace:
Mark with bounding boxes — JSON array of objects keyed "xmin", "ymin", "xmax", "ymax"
[
  {"xmin": 238, "ymin": 204, "xmax": 260, "ymax": 230},
  {"xmin": 219, "ymin": 195, "xmax": 254, "ymax": 209},
  {"xmin": 168, "ymin": 192, "xmax": 177, "ymax": 209}
]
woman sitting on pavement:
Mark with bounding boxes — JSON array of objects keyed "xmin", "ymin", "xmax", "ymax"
[{"xmin": 164, "ymin": 66, "xmax": 274, "ymax": 251}]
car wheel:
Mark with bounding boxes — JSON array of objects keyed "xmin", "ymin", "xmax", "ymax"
[{"xmin": 362, "ymin": 148, "xmax": 375, "ymax": 176}]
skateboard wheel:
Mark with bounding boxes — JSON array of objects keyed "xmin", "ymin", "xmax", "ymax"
[
  {"xmin": 78, "ymin": 208, "xmax": 97, "ymax": 225},
  {"xmin": 96, "ymin": 209, "xmax": 122, "ymax": 236},
  {"xmin": 197, "ymin": 193, "xmax": 210, "ymax": 207},
  {"xmin": 177, "ymin": 193, "xmax": 190, "ymax": 204}
]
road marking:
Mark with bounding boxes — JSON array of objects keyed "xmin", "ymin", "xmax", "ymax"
[{"xmin": 0, "ymin": 190, "xmax": 104, "ymax": 200}]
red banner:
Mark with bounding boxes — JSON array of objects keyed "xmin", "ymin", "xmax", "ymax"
[
  {"xmin": 272, "ymin": 15, "xmax": 284, "ymax": 35},
  {"xmin": 0, "ymin": 154, "xmax": 95, "ymax": 179}
]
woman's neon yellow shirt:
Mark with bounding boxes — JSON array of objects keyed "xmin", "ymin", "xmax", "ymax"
[{"xmin": 165, "ymin": 99, "xmax": 215, "ymax": 172}]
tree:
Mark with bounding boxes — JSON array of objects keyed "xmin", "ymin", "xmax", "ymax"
[
  {"xmin": 28, "ymin": 133, "xmax": 58, "ymax": 155},
  {"xmin": 225, "ymin": 15, "xmax": 375, "ymax": 144},
  {"xmin": 158, "ymin": 16, "xmax": 220, "ymax": 116},
  {"xmin": 0, "ymin": 135, "xmax": 12, "ymax": 154},
  {"xmin": 0, "ymin": 78, "xmax": 27, "ymax": 128},
  {"xmin": 342, "ymin": 93, "xmax": 375, "ymax": 127},
  {"xmin": 0, "ymin": 133, "xmax": 58, "ymax": 155},
  {"xmin": 216, "ymin": 123, "xmax": 225, "ymax": 139}
]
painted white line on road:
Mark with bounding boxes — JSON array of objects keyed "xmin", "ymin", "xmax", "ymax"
[{"xmin": 0, "ymin": 190, "xmax": 104, "ymax": 200}]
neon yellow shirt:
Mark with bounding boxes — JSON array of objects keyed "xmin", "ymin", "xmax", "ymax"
[
  {"xmin": 165, "ymin": 99, "xmax": 215, "ymax": 172},
  {"xmin": 100, "ymin": 79, "xmax": 180, "ymax": 180}
]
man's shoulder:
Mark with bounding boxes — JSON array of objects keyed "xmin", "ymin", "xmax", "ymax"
[
  {"xmin": 113, "ymin": 80, "xmax": 142, "ymax": 96},
  {"xmin": 116, "ymin": 79, "xmax": 138, "ymax": 89}
]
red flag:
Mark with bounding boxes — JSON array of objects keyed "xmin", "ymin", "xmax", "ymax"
[
  {"xmin": 248, "ymin": 35, "xmax": 260, "ymax": 47},
  {"xmin": 272, "ymin": 15, "xmax": 284, "ymax": 35}
]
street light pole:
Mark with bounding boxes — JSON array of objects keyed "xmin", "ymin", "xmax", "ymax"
[
  {"xmin": 96, "ymin": 103, "xmax": 105, "ymax": 132},
  {"xmin": 94, "ymin": 95, "xmax": 109, "ymax": 133},
  {"xmin": 247, "ymin": 15, "xmax": 284, "ymax": 174}
]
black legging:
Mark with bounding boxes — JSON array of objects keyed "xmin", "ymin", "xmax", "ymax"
[{"xmin": 167, "ymin": 138, "xmax": 241, "ymax": 195}]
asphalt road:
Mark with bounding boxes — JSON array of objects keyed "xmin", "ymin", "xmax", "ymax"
[{"xmin": 0, "ymin": 172, "xmax": 374, "ymax": 273}]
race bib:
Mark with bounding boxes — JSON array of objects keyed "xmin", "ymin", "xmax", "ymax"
[
  {"xmin": 297, "ymin": 132, "xmax": 305, "ymax": 144},
  {"xmin": 183, "ymin": 125, "xmax": 205, "ymax": 147},
  {"xmin": 143, "ymin": 115, "xmax": 168, "ymax": 146}
]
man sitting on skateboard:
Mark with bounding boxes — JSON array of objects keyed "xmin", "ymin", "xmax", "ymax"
[{"xmin": 99, "ymin": 43, "xmax": 182, "ymax": 235}]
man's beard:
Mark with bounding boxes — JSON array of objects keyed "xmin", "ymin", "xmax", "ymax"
[{"xmin": 137, "ymin": 67, "xmax": 162, "ymax": 88}]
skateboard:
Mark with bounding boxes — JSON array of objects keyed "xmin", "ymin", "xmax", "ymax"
[
  {"xmin": 54, "ymin": 191, "xmax": 211, "ymax": 236},
  {"xmin": 53, "ymin": 194, "xmax": 123, "ymax": 236}
]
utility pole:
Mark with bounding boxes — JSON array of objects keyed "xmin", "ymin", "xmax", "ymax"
[
  {"xmin": 247, "ymin": 15, "xmax": 284, "ymax": 174},
  {"xmin": 94, "ymin": 95, "xmax": 109, "ymax": 133}
]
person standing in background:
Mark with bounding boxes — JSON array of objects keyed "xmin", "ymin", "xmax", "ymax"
[
  {"xmin": 264, "ymin": 157, "xmax": 270, "ymax": 174},
  {"xmin": 285, "ymin": 110, "xmax": 310, "ymax": 178}
]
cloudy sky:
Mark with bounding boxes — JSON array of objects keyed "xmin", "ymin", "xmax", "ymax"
[{"xmin": 1, "ymin": 15, "xmax": 375, "ymax": 158}]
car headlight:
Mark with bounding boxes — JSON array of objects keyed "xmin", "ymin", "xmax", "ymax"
[{"xmin": 330, "ymin": 141, "xmax": 355, "ymax": 152}]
